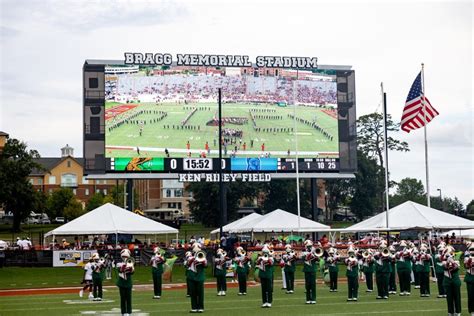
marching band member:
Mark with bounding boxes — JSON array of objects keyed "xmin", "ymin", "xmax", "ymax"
[
  {"xmin": 388, "ymin": 245, "xmax": 397, "ymax": 295},
  {"xmin": 234, "ymin": 246, "xmax": 250, "ymax": 295},
  {"xmin": 301, "ymin": 240, "xmax": 319, "ymax": 304},
  {"xmin": 412, "ymin": 247, "xmax": 421, "ymax": 289},
  {"xmin": 435, "ymin": 243, "xmax": 447, "ymax": 298},
  {"xmin": 79, "ymin": 256, "xmax": 94, "ymax": 300},
  {"xmin": 395, "ymin": 241, "xmax": 412, "ymax": 296},
  {"xmin": 280, "ymin": 244, "xmax": 297, "ymax": 294},
  {"xmin": 418, "ymin": 244, "xmax": 432, "ymax": 297},
  {"xmin": 257, "ymin": 245, "xmax": 274, "ymax": 308},
  {"xmin": 361, "ymin": 249, "xmax": 374, "ymax": 293},
  {"xmin": 214, "ymin": 248, "xmax": 228, "ymax": 296},
  {"xmin": 188, "ymin": 243, "xmax": 207, "ymax": 313},
  {"xmin": 374, "ymin": 244, "xmax": 391, "ymax": 299},
  {"xmin": 116, "ymin": 249, "xmax": 135, "ymax": 316},
  {"xmin": 442, "ymin": 245, "xmax": 462, "ymax": 316},
  {"xmin": 327, "ymin": 247, "xmax": 339, "ymax": 292},
  {"xmin": 345, "ymin": 246, "xmax": 359, "ymax": 301},
  {"xmin": 463, "ymin": 242, "xmax": 474, "ymax": 316},
  {"xmin": 91, "ymin": 253, "xmax": 105, "ymax": 301},
  {"xmin": 105, "ymin": 253, "xmax": 114, "ymax": 280},
  {"xmin": 184, "ymin": 251, "xmax": 193, "ymax": 297},
  {"xmin": 150, "ymin": 246, "xmax": 166, "ymax": 299}
]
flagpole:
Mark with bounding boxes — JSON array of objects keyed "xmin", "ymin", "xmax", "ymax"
[
  {"xmin": 421, "ymin": 63, "xmax": 431, "ymax": 207},
  {"xmin": 293, "ymin": 79, "xmax": 301, "ymax": 233},
  {"xmin": 381, "ymin": 83, "xmax": 390, "ymax": 230}
]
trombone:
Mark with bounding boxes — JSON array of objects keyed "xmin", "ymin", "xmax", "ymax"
[{"xmin": 195, "ymin": 250, "xmax": 207, "ymax": 263}]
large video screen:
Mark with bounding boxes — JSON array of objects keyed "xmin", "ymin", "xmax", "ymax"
[{"xmin": 103, "ymin": 65, "xmax": 343, "ymax": 173}]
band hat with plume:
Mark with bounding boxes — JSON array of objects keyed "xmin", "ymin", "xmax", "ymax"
[{"xmin": 120, "ymin": 249, "xmax": 131, "ymax": 258}]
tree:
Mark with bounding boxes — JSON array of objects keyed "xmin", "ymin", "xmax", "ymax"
[
  {"xmin": 357, "ymin": 113, "xmax": 410, "ymax": 212},
  {"xmin": 349, "ymin": 151, "xmax": 384, "ymax": 220},
  {"xmin": 467, "ymin": 200, "xmax": 474, "ymax": 215},
  {"xmin": 188, "ymin": 182, "xmax": 262, "ymax": 227},
  {"xmin": 46, "ymin": 188, "xmax": 75, "ymax": 219},
  {"xmin": 325, "ymin": 179, "xmax": 351, "ymax": 221},
  {"xmin": 357, "ymin": 113, "xmax": 410, "ymax": 167},
  {"xmin": 390, "ymin": 177, "xmax": 425, "ymax": 207},
  {"xmin": 0, "ymin": 138, "xmax": 42, "ymax": 232},
  {"xmin": 86, "ymin": 192, "xmax": 104, "ymax": 211},
  {"xmin": 262, "ymin": 179, "xmax": 311, "ymax": 218},
  {"xmin": 63, "ymin": 198, "xmax": 84, "ymax": 220}
]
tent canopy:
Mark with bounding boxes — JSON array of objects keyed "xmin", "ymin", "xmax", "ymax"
[
  {"xmin": 343, "ymin": 201, "xmax": 474, "ymax": 232},
  {"xmin": 231, "ymin": 209, "xmax": 330, "ymax": 233},
  {"xmin": 45, "ymin": 203, "xmax": 178, "ymax": 237},
  {"xmin": 211, "ymin": 213, "xmax": 262, "ymax": 235}
]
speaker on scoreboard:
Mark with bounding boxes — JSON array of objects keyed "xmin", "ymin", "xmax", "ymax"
[{"xmin": 90, "ymin": 106, "xmax": 102, "ymax": 115}]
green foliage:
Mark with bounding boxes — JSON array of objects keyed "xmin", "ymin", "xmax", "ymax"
[
  {"xmin": 110, "ymin": 185, "xmax": 125, "ymax": 207},
  {"xmin": 349, "ymin": 151, "xmax": 384, "ymax": 220},
  {"xmin": 261, "ymin": 179, "xmax": 312, "ymax": 218},
  {"xmin": 0, "ymin": 138, "xmax": 42, "ymax": 232},
  {"xmin": 357, "ymin": 113, "xmax": 409, "ymax": 166},
  {"xmin": 466, "ymin": 200, "xmax": 474, "ymax": 213},
  {"xmin": 46, "ymin": 188, "xmax": 75, "ymax": 219},
  {"xmin": 188, "ymin": 182, "xmax": 262, "ymax": 227},
  {"xmin": 325, "ymin": 178, "xmax": 351, "ymax": 220},
  {"xmin": 390, "ymin": 177, "xmax": 425, "ymax": 207},
  {"xmin": 63, "ymin": 198, "xmax": 84, "ymax": 220},
  {"xmin": 86, "ymin": 192, "xmax": 104, "ymax": 211}
]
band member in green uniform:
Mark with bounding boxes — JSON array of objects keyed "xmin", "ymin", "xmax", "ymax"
[
  {"xmin": 395, "ymin": 241, "xmax": 413, "ymax": 296},
  {"xmin": 187, "ymin": 243, "xmax": 207, "ymax": 313},
  {"xmin": 418, "ymin": 244, "xmax": 432, "ymax": 297},
  {"xmin": 361, "ymin": 249, "xmax": 374, "ymax": 293},
  {"xmin": 214, "ymin": 248, "xmax": 228, "ymax": 296},
  {"xmin": 345, "ymin": 246, "xmax": 359, "ymax": 301},
  {"xmin": 463, "ymin": 243, "xmax": 474, "ymax": 316},
  {"xmin": 435, "ymin": 243, "xmax": 447, "ymax": 298},
  {"xmin": 150, "ymin": 247, "xmax": 166, "ymax": 299},
  {"xmin": 116, "ymin": 249, "xmax": 135, "ymax": 316},
  {"xmin": 91, "ymin": 253, "xmax": 105, "ymax": 301},
  {"xmin": 327, "ymin": 247, "xmax": 339, "ymax": 292},
  {"xmin": 234, "ymin": 246, "xmax": 250, "ymax": 295},
  {"xmin": 257, "ymin": 245, "xmax": 274, "ymax": 308},
  {"xmin": 412, "ymin": 247, "xmax": 421, "ymax": 289},
  {"xmin": 280, "ymin": 244, "xmax": 297, "ymax": 294},
  {"xmin": 388, "ymin": 245, "xmax": 397, "ymax": 294},
  {"xmin": 184, "ymin": 251, "xmax": 192, "ymax": 297},
  {"xmin": 375, "ymin": 244, "xmax": 391, "ymax": 300},
  {"xmin": 301, "ymin": 240, "xmax": 319, "ymax": 304},
  {"xmin": 442, "ymin": 245, "xmax": 462, "ymax": 316}
]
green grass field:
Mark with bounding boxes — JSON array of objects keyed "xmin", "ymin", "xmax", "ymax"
[
  {"xmin": 105, "ymin": 102, "xmax": 338, "ymax": 159},
  {"xmin": 0, "ymin": 277, "xmax": 466, "ymax": 316}
]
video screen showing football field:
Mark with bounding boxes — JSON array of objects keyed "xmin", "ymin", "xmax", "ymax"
[{"xmin": 105, "ymin": 66, "xmax": 338, "ymax": 159}]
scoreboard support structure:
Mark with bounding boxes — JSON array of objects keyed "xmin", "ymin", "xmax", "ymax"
[{"xmin": 218, "ymin": 88, "xmax": 228, "ymax": 237}]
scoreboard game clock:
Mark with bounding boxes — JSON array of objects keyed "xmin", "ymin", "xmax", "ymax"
[{"xmin": 183, "ymin": 158, "xmax": 213, "ymax": 171}]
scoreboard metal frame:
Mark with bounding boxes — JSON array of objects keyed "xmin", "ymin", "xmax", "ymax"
[{"xmin": 83, "ymin": 59, "xmax": 357, "ymax": 179}]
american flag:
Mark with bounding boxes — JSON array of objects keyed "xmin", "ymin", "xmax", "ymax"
[{"xmin": 401, "ymin": 72, "xmax": 439, "ymax": 133}]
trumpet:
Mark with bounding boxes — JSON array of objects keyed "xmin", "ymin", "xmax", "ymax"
[
  {"xmin": 220, "ymin": 250, "xmax": 227, "ymax": 258},
  {"xmin": 126, "ymin": 257, "xmax": 135, "ymax": 268},
  {"xmin": 362, "ymin": 250, "xmax": 371, "ymax": 259},
  {"xmin": 195, "ymin": 250, "xmax": 206, "ymax": 263},
  {"xmin": 239, "ymin": 249, "xmax": 247, "ymax": 256},
  {"xmin": 99, "ymin": 257, "xmax": 106, "ymax": 265}
]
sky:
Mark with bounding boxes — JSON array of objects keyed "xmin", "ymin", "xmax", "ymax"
[{"xmin": 0, "ymin": 0, "xmax": 472, "ymax": 205}]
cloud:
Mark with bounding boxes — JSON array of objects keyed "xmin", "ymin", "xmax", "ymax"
[{"xmin": 1, "ymin": 0, "xmax": 189, "ymax": 33}]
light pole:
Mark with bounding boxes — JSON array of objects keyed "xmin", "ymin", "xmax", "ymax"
[{"xmin": 437, "ymin": 188, "xmax": 443, "ymax": 211}]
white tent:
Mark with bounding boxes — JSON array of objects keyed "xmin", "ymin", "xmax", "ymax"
[
  {"xmin": 45, "ymin": 203, "xmax": 179, "ymax": 238},
  {"xmin": 231, "ymin": 209, "xmax": 331, "ymax": 233},
  {"xmin": 210, "ymin": 213, "xmax": 262, "ymax": 235},
  {"xmin": 343, "ymin": 201, "xmax": 474, "ymax": 232},
  {"xmin": 443, "ymin": 229, "xmax": 474, "ymax": 240}
]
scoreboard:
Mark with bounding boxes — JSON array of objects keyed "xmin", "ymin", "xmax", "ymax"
[{"xmin": 110, "ymin": 157, "xmax": 339, "ymax": 173}]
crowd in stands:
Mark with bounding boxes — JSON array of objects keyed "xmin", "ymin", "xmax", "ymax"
[{"xmin": 105, "ymin": 72, "xmax": 337, "ymax": 106}]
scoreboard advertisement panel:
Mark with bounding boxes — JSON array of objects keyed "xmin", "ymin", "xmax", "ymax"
[{"xmin": 83, "ymin": 54, "xmax": 357, "ymax": 177}]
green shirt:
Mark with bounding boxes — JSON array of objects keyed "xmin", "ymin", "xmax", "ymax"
[
  {"xmin": 375, "ymin": 258, "xmax": 392, "ymax": 274},
  {"xmin": 189, "ymin": 263, "xmax": 207, "ymax": 282},
  {"xmin": 258, "ymin": 257, "xmax": 274, "ymax": 279},
  {"xmin": 346, "ymin": 260, "xmax": 359, "ymax": 277}
]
